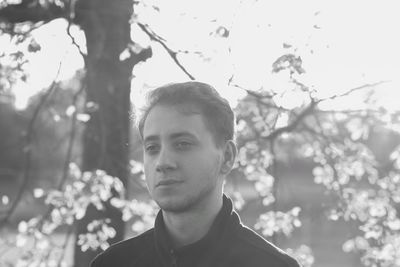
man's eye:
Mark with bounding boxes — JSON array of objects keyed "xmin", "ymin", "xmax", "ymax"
[
  {"xmin": 145, "ymin": 144, "xmax": 160, "ymax": 154},
  {"xmin": 175, "ymin": 141, "xmax": 192, "ymax": 150}
]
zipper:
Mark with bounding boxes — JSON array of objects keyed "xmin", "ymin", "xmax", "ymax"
[{"xmin": 170, "ymin": 249, "xmax": 178, "ymax": 267}]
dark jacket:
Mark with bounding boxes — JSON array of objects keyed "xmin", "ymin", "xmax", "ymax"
[{"xmin": 91, "ymin": 195, "xmax": 301, "ymax": 267}]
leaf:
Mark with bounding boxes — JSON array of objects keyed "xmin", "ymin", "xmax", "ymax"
[
  {"xmin": 18, "ymin": 221, "xmax": 28, "ymax": 233},
  {"xmin": 119, "ymin": 47, "xmax": 131, "ymax": 61},
  {"xmin": 1, "ymin": 195, "xmax": 9, "ymax": 205},
  {"xmin": 215, "ymin": 26, "xmax": 229, "ymax": 38},
  {"xmin": 33, "ymin": 188, "xmax": 44, "ymax": 198},
  {"xmin": 65, "ymin": 106, "xmax": 76, "ymax": 116},
  {"xmin": 77, "ymin": 113, "xmax": 90, "ymax": 122},
  {"xmin": 27, "ymin": 39, "xmax": 41, "ymax": 53},
  {"xmin": 283, "ymin": 43, "xmax": 292, "ymax": 49},
  {"xmin": 16, "ymin": 234, "xmax": 28, "ymax": 247},
  {"xmin": 85, "ymin": 101, "xmax": 99, "ymax": 112},
  {"xmin": 272, "ymin": 54, "xmax": 305, "ymax": 74}
]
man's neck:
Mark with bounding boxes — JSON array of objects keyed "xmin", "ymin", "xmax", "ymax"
[{"xmin": 162, "ymin": 195, "xmax": 223, "ymax": 249}]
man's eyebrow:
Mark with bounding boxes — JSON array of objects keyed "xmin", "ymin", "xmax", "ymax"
[
  {"xmin": 170, "ymin": 131, "xmax": 198, "ymax": 140},
  {"xmin": 143, "ymin": 132, "xmax": 197, "ymax": 143},
  {"xmin": 143, "ymin": 135, "xmax": 159, "ymax": 144}
]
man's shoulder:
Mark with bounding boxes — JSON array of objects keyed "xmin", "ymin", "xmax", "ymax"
[
  {"xmin": 230, "ymin": 224, "xmax": 301, "ymax": 267},
  {"xmin": 107, "ymin": 227, "xmax": 154, "ymax": 253},
  {"xmin": 90, "ymin": 228, "xmax": 155, "ymax": 266}
]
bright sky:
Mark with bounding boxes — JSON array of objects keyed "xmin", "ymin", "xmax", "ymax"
[{"xmin": 3, "ymin": 0, "xmax": 400, "ymax": 111}]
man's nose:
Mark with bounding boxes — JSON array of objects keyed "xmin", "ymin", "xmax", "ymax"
[{"xmin": 155, "ymin": 147, "xmax": 177, "ymax": 172}]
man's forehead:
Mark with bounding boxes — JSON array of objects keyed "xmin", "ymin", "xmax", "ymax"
[
  {"xmin": 145, "ymin": 104, "xmax": 203, "ymax": 125},
  {"xmin": 169, "ymin": 102, "xmax": 202, "ymax": 115},
  {"xmin": 143, "ymin": 104, "xmax": 205, "ymax": 139}
]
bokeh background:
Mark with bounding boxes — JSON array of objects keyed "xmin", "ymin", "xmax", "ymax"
[{"xmin": 1, "ymin": 1, "xmax": 400, "ymax": 267}]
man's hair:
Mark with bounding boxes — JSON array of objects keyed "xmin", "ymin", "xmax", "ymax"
[{"xmin": 137, "ymin": 81, "xmax": 235, "ymax": 146}]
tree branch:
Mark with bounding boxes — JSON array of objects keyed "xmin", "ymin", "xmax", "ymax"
[
  {"xmin": 264, "ymin": 100, "xmax": 318, "ymax": 141},
  {"xmin": 228, "ymin": 75, "xmax": 276, "ymax": 99},
  {"xmin": 270, "ymin": 138, "xmax": 278, "ymax": 244},
  {"xmin": 0, "ymin": 62, "xmax": 62, "ymax": 227},
  {"xmin": 136, "ymin": 22, "xmax": 195, "ymax": 80},
  {"xmin": 320, "ymin": 80, "xmax": 389, "ymax": 102},
  {"xmin": 0, "ymin": 168, "xmax": 18, "ymax": 177},
  {"xmin": 0, "ymin": 1, "xmax": 66, "ymax": 24},
  {"xmin": 57, "ymin": 225, "xmax": 75, "ymax": 267},
  {"xmin": 67, "ymin": 16, "xmax": 87, "ymax": 64},
  {"xmin": 56, "ymin": 83, "xmax": 85, "ymax": 191}
]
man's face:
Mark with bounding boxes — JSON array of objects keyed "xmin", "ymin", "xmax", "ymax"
[{"xmin": 142, "ymin": 104, "xmax": 224, "ymax": 213}]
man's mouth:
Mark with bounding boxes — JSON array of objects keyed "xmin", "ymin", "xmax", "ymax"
[{"xmin": 156, "ymin": 179, "xmax": 182, "ymax": 187}]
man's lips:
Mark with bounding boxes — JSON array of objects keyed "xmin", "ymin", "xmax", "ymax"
[{"xmin": 156, "ymin": 180, "xmax": 182, "ymax": 187}]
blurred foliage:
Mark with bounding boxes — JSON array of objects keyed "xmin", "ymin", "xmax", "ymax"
[
  {"xmin": 233, "ymin": 51, "xmax": 400, "ymax": 267},
  {"xmin": 1, "ymin": 1, "xmax": 400, "ymax": 267}
]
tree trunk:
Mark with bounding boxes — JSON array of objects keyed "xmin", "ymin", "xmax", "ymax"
[{"xmin": 73, "ymin": 0, "xmax": 147, "ymax": 266}]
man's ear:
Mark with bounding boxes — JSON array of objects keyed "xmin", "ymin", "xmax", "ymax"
[{"xmin": 220, "ymin": 140, "xmax": 237, "ymax": 175}]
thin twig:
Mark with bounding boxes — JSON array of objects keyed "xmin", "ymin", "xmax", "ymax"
[
  {"xmin": 34, "ymin": 79, "xmax": 86, "ymax": 234},
  {"xmin": 57, "ymin": 225, "xmax": 75, "ymax": 267},
  {"xmin": 0, "ymin": 62, "xmax": 63, "ymax": 228},
  {"xmin": 228, "ymin": 75, "xmax": 276, "ymax": 100},
  {"xmin": 56, "ymin": 84, "xmax": 85, "ymax": 191},
  {"xmin": 263, "ymin": 100, "xmax": 318, "ymax": 141},
  {"xmin": 66, "ymin": 0, "xmax": 87, "ymax": 64},
  {"xmin": 66, "ymin": 21, "xmax": 86, "ymax": 62},
  {"xmin": 0, "ymin": 168, "xmax": 18, "ymax": 177},
  {"xmin": 270, "ymin": 139, "xmax": 278, "ymax": 244},
  {"xmin": 137, "ymin": 22, "xmax": 195, "ymax": 80},
  {"xmin": 321, "ymin": 80, "xmax": 389, "ymax": 101}
]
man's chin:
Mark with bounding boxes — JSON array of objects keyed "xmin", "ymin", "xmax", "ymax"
[{"xmin": 156, "ymin": 197, "xmax": 192, "ymax": 213}]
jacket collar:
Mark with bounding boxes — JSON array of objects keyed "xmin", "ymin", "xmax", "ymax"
[{"xmin": 153, "ymin": 194, "xmax": 240, "ymax": 265}]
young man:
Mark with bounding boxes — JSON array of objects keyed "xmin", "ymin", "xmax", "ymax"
[{"xmin": 91, "ymin": 82, "xmax": 301, "ymax": 267}]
